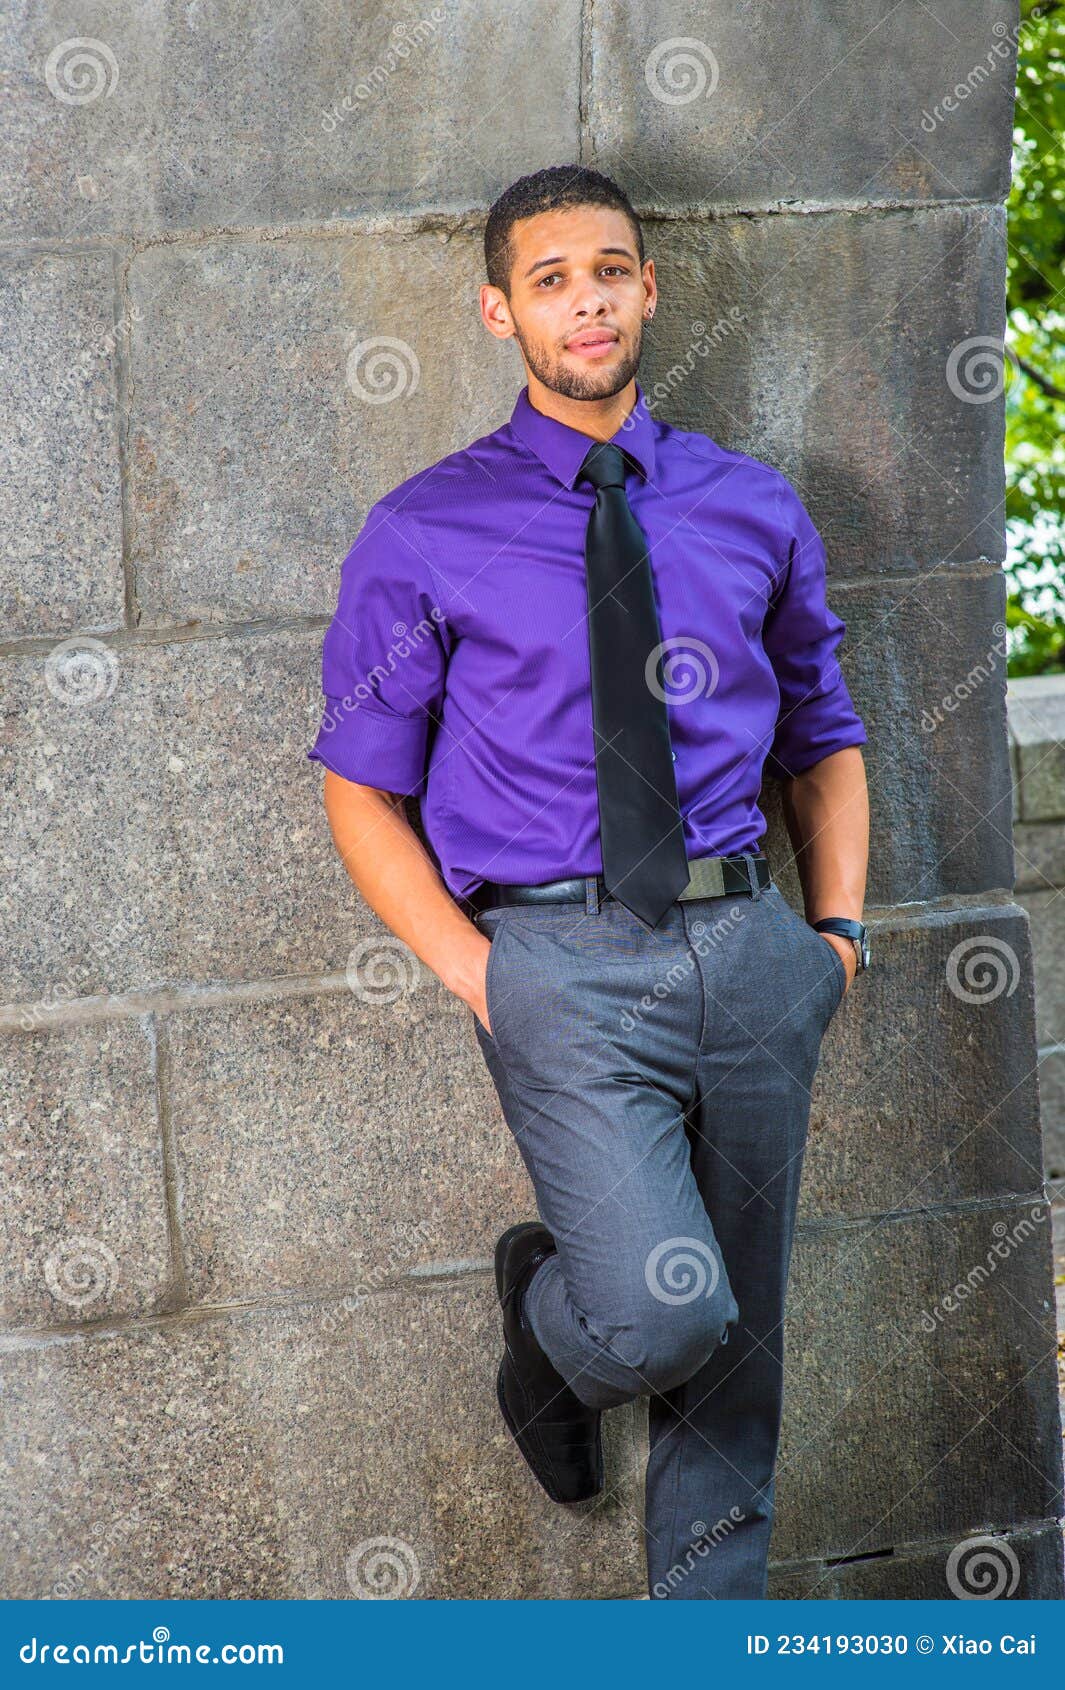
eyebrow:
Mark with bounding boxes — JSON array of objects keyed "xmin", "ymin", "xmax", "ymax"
[{"xmin": 522, "ymin": 246, "xmax": 637, "ymax": 280}]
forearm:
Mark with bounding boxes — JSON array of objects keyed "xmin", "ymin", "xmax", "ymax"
[
  {"xmin": 779, "ymin": 745, "xmax": 869, "ymax": 924},
  {"xmin": 322, "ymin": 768, "xmax": 486, "ymax": 1000}
]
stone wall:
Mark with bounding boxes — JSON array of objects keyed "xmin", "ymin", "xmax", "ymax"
[
  {"xmin": 1009, "ymin": 676, "xmax": 1065, "ymax": 1564},
  {"xmin": 2, "ymin": 2, "xmax": 1061, "ymax": 1599},
  {"xmin": 1012, "ymin": 677, "xmax": 1065, "ymax": 1184}
]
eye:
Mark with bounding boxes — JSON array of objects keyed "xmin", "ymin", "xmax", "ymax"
[{"xmin": 536, "ymin": 265, "xmax": 630, "ymax": 289}]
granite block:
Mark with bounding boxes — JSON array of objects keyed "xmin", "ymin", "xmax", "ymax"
[
  {"xmin": 0, "ymin": 627, "xmax": 373, "ymax": 1001},
  {"xmin": 775, "ymin": 1204, "xmax": 1063, "ymax": 1561},
  {"xmin": 0, "ymin": 1282, "xmax": 644, "ymax": 1598},
  {"xmin": 1, "ymin": 0, "xmax": 581, "ymax": 240},
  {"xmin": 165, "ymin": 988, "xmax": 533, "ymax": 1304},
  {"xmin": 797, "ymin": 905, "xmax": 1042, "ymax": 1219},
  {"xmin": 0, "ymin": 251, "xmax": 127, "ymax": 637},
  {"xmin": 0, "ymin": 1018, "xmax": 171, "ymax": 1329},
  {"xmin": 762, "ymin": 570, "xmax": 1014, "ymax": 905},
  {"xmin": 646, "ymin": 207, "xmax": 1007, "ymax": 572},
  {"xmin": 126, "ymin": 230, "xmax": 522, "ymax": 622},
  {"xmin": 589, "ymin": 0, "xmax": 1016, "ymax": 211}
]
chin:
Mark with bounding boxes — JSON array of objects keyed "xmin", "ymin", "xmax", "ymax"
[{"xmin": 553, "ymin": 354, "xmax": 637, "ymax": 401}]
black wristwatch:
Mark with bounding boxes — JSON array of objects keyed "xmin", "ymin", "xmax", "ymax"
[{"xmin": 812, "ymin": 916, "xmax": 871, "ymax": 972}]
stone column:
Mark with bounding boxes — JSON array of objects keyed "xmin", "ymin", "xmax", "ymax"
[{"xmin": 0, "ymin": 1, "xmax": 1059, "ymax": 1599}]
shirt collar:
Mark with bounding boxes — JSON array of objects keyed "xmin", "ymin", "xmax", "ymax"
[{"xmin": 508, "ymin": 380, "xmax": 656, "ymax": 490}]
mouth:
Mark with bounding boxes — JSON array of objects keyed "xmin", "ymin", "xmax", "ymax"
[{"xmin": 565, "ymin": 331, "xmax": 619, "ymax": 358}]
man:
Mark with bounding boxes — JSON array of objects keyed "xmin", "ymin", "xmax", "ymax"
[{"xmin": 308, "ymin": 164, "xmax": 871, "ymax": 1600}]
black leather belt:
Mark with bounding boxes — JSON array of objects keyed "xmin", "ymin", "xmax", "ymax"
[{"xmin": 465, "ymin": 853, "xmax": 772, "ymax": 915}]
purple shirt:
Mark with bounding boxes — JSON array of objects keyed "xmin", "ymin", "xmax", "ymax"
[{"xmin": 307, "ymin": 381, "xmax": 867, "ymax": 901}]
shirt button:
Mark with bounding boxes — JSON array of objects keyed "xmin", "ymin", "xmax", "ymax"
[{"xmin": 671, "ymin": 751, "xmax": 676, "ymax": 761}]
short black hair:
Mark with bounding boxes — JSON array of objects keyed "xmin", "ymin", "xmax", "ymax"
[{"xmin": 484, "ymin": 164, "xmax": 644, "ymax": 296}]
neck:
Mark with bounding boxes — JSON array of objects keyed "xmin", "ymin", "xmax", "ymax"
[{"xmin": 524, "ymin": 372, "xmax": 638, "ymax": 442}]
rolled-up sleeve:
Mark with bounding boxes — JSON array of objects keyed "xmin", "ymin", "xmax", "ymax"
[
  {"xmin": 306, "ymin": 500, "xmax": 449, "ymax": 796},
  {"xmin": 762, "ymin": 475, "xmax": 867, "ymax": 781}
]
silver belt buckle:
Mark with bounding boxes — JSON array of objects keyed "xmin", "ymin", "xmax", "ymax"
[{"xmin": 678, "ymin": 856, "xmax": 727, "ymax": 901}]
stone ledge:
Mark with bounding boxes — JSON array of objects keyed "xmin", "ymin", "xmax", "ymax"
[
  {"xmin": 1008, "ymin": 675, "xmax": 1065, "ymax": 824},
  {"xmin": 768, "ymin": 1523, "xmax": 1064, "ymax": 1599}
]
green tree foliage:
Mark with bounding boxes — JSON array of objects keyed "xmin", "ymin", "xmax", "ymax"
[{"xmin": 1006, "ymin": 0, "xmax": 1065, "ymax": 673}]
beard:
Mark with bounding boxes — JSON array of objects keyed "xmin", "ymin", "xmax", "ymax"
[{"xmin": 512, "ymin": 318, "xmax": 644, "ymax": 401}]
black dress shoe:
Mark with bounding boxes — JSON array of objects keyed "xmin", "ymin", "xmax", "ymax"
[{"xmin": 494, "ymin": 1221, "xmax": 603, "ymax": 1503}]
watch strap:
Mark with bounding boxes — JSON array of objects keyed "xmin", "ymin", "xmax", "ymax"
[
  {"xmin": 812, "ymin": 915, "xmax": 870, "ymax": 971},
  {"xmin": 811, "ymin": 917, "xmax": 863, "ymax": 940}
]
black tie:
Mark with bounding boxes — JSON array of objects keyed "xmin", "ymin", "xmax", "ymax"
[{"xmin": 578, "ymin": 441, "xmax": 689, "ymax": 930}]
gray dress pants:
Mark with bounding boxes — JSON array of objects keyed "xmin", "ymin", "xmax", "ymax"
[{"xmin": 471, "ymin": 876, "xmax": 847, "ymax": 1600}]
